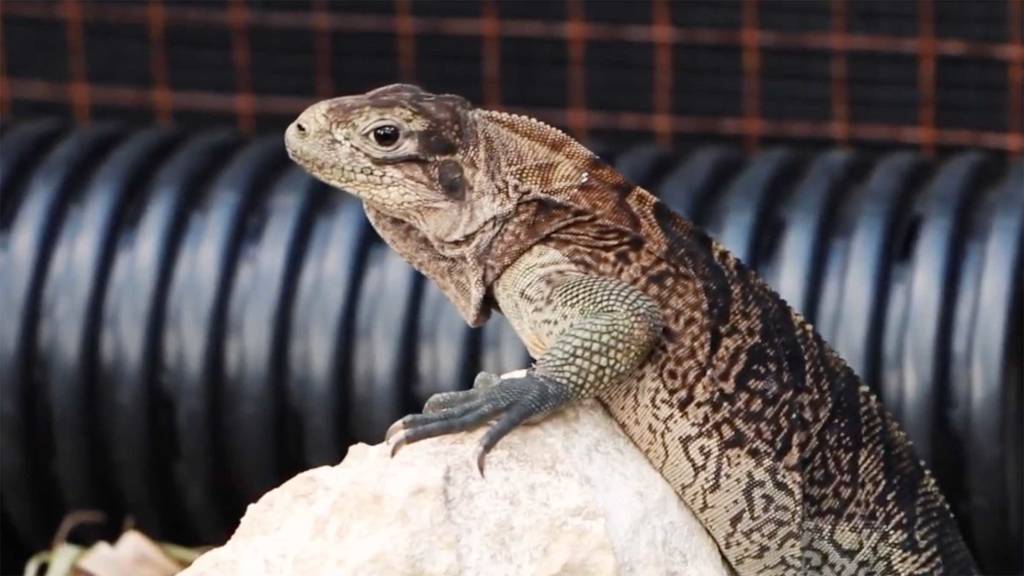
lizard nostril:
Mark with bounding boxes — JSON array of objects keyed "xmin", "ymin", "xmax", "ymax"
[{"xmin": 294, "ymin": 121, "xmax": 307, "ymax": 135}]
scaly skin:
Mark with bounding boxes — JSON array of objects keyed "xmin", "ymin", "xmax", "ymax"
[{"xmin": 284, "ymin": 84, "xmax": 978, "ymax": 575}]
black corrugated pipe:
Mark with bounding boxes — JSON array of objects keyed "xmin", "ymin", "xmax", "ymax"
[{"xmin": 1, "ymin": 123, "xmax": 1020, "ymax": 573}]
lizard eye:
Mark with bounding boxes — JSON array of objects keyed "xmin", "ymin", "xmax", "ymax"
[{"xmin": 371, "ymin": 125, "xmax": 401, "ymax": 148}]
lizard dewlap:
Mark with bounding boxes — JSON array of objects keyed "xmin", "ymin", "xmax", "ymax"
[{"xmin": 284, "ymin": 84, "xmax": 978, "ymax": 576}]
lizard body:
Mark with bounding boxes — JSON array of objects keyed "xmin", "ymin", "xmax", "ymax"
[{"xmin": 284, "ymin": 84, "xmax": 977, "ymax": 575}]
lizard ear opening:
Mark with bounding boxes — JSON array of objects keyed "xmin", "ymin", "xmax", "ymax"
[{"xmin": 438, "ymin": 159, "xmax": 466, "ymax": 200}]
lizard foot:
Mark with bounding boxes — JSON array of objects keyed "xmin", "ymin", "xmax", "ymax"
[
  {"xmin": 385, "ymin": 370, "xmax": 573, "ymax": 475},
  {"xmin": 416, "ymin": 371, "xmax": 504, "ymax": 414}
]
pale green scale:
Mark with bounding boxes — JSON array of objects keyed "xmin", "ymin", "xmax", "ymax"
[{"xmin": 493, "ymin": 245, "xmax": 664, "ymax": 400}]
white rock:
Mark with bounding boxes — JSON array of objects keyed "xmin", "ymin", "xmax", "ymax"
[{"xmin": 181, "ymin": 401, "xmax": 730, "ymax": 576}]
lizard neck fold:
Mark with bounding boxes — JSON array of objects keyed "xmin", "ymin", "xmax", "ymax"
[{"xmin": 364, "ymin": 203, "xmax": 492, "ymax": 326}]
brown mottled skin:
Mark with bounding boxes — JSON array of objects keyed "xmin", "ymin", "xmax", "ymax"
[{"xmin": 285, "ymin": 84, "xmax": 977, "ymax": 575}]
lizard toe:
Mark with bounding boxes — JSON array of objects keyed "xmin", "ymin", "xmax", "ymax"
[
  {"xmin": 471, "ymin": 371, "xmax": 502, "ymax": 391},
  {"xmin": 423, "ymin": 388, "xmax": 482, "ymax": 414},
  {"xmin": 474, "ymin": 373, "xmax": 575, "ymax": 475},
  {"xmin": 388, "ymin": 400, "xmax": 507, "ymax": 457}
]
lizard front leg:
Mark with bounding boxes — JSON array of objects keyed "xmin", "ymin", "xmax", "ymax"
[{"xmin": 387, "ymin": 272, "xmax": 664, "ymax": 473}]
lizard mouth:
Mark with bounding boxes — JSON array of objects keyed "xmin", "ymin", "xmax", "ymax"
[
  {"xmin": 283, "ymin": 127, "xmax": 336, "ymax": 186},
  {"xmin": 282, "ymin": 141, "xmax": 369, "ymax": 200},
  {"xmin": 284, "ymin": 121, "xmax": 367, "ymax": 193},
  {"xmin": 284, "ymin": 145, "xmax": 334, "ymax": 189}
]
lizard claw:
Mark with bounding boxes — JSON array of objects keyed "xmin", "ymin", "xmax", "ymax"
[
  {"xmin": 385, "ymin": 418, "xmax": 406, "ymax": 444},
  {"xmin": 386, "ymin": 371, "xmax": 575, "ymax": 470},
  {"xmin": 389, "ymin": 431, "xmax": 410, "ymax": 458},
  {"xmin": 476, "ymin": 446, "xmax": 487, "ymax": 478}
]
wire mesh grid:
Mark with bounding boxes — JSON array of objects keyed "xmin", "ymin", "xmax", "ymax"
[{"xmin": 1, "ymin": 0, "xmax": 1022, "ymax": 155}]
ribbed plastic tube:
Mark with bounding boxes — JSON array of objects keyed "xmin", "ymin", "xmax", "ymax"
[{"xmin": 1, "ymin": 124, "xmax": 1019, "ymax": 573}]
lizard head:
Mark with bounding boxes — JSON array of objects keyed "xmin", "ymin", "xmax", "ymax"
[
  {"xmin": 285, "ymin": 83, "xmax": 513, "ymax": 245},
  {"xmin": 286, "ymin": 84, "xmax": 606, "ymax": 325}
]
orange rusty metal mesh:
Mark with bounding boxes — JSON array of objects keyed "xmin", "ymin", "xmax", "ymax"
[{"xmin": 0, "ymin": 0, "xmax": 1020, "ymax": 156}]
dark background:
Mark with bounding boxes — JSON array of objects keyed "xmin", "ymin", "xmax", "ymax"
[
  {"xmin": 2, "ymin": 0, "xmax": 1021, "ymax": 155},
  {"xmin": 1, "ymin": 1, "xmax": 1022, "ymax": 573}
]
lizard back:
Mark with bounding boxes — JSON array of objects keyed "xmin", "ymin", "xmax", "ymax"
[{"xmin": 530, "ymin": 176, "xmax": 977, "ymax": 574}]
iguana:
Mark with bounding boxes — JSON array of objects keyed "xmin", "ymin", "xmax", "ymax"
[{"xmin": 284, "ymin": 84, "xmax": 977, "ymax": 575}]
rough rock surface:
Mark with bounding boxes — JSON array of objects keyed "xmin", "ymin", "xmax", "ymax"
[{"xmin": 181, "ymin": 401, "xmax": 729, "ymax": 576}]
